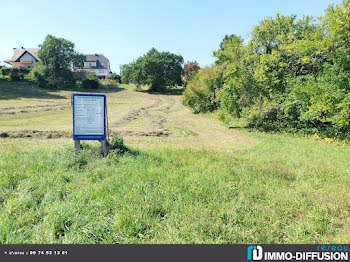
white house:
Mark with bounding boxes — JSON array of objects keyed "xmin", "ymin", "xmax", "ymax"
[
  {"xmin": 4, "ymin": 47, "xmax": 39, "ymax": 68},
  {"xmin": 75, "ymin": 54, "xmax": 111, "ymax": 79}
]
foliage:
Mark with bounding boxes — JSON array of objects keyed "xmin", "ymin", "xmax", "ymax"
[
  {"xmin": 120, "ymin": 64, "xmax": 132, "ymax": 84},
  {"xmin": 82, "ymin": 75, "xmax": 100, "ymax": 89},
  {"xmin": 9, "ymin": 70, "xmax": 24, "ymax": 81},
  {"xmin": 181, "ymin": 65, "xmax": 224, "ymax": 113},
  {"xmin": 109, "ymin": 136, "xmax": 128, "ymax": 154},
  {"xmin": 18, "ymin": 68, "xmax": 31, "ymax": 75},
  {"xmin": 73, "ymin": 70, "xmax": 88, "ymax": 81},
  {"xmin": 29, "ymin": 64, "xmax": 46, "ymax": 87},
  {"xmin": 182, "ymin": 0, "xmax": 350, "ymax": 140},
  {"xmin": 121, "ymin": 48, "xmax": 184, "ymax": 92},
  {"xmin": 213, "ymin": 34, "xmax": 245, "ymax": 65},
  {"xmin": 0, "ymin": 68, "xmax": 30, "ymax": 81},
  {"xmin": 107, "ymin": 73, "xmax": 121, "ymax": 83},
  {"xmin": 101, "ymin": 79, "xmax": 118, "ymax": 88},
  {"xmin": 182, "ymin": 61, "xmax": 200, "ymax": 85},
  {"xmin": 1, "ymin": 68, "xmax": 30, "ymax": 80},
  {"xmin": 33, "ymin": 35, "xmax": 84, "ymax": 89},
  {"xmin": 0, "ymin": 67, "xmax": 11, "ymax": 76}
]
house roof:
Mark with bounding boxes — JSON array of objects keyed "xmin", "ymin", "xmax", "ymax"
[
  {"xmin": 84, "ymin": 54, "xmax": 110, "ymax": 69},
  {"xmin": 5, "ymin": 48, "xmax": 39, "ymax": 63}
]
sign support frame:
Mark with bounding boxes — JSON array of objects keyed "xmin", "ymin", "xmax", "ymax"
[{"xmin": 72, "ymin": 93, "xmax": 109, "ymax": 156}]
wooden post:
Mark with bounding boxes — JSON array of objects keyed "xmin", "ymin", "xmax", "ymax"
[
  {"xmin": 74, "ymin": 140, "xmax": 80, "ymax": 154},
  {"xmin": 101, "ymin": 140, "xmax": 108, "ymax": 157}
]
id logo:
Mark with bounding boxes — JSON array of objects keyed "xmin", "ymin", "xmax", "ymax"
[{"xmin": 247, "ymin": 245, "xmax": 263, "ymax": 261}]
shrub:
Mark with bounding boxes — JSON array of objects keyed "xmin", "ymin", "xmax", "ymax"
[
  {"xmin": 32, "ymin": 72, "xmax": 48, "ymax": 88},
  {"xmin": 42, "ymin": 70, "xmax": 76, "ymax": 89},
  {"xmin": 9, "ymin": 70, "xmax": 24, "ymax": 81},
  {"xmin": 101, "ymin": 79, "xmax": 118, "ymax": 88},
  {"xmin": 30, "ymin": 63, "xmax": 76, "ymax": 89},
  {"xmin": 82, "ymin": 75, "xmax": 100, "ymax": 89},
  {"xmin": 0, "ymin": 67, "xmax": 11, "ymax": 76},
  {"xmin": 29, "ymin": 63, "xmax": 43, "ymax": 80},
  {"xmin": 73, "ymin": 71, "xmax": 88, "ymax": 81},
  {"xmin": 244, "ymin": 100, "xmax": 285, "ymax": 131},
  {"xmin": 220, "ymin": 83, "xmax": 242, "ymax": 117},
  {"xmin": 107, "ymin": 73, "xmax": 121, "ymax": 83},
  {"xmin": 1, "ymin": 68, "xmax": 31, "ymax": 80},
  {"xmin": 109, "ymin": 136, "xmax": 128, "ymax": 154},
  {"xmin": 17, "ymin": 68, "xmax": 31, "ymax": 75},
  {"xmin": 181, "ymin": 65, "xmax": 224, "ymax": 113}
]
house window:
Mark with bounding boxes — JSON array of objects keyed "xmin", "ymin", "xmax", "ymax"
[{"xmin": 84, "ymin": 62, "xmax": 96, "ymax": 68}]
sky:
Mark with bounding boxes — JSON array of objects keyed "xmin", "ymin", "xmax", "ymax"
[{"xmin": 0, "ymin": 0, "xmax": 342, "ymax": 73}]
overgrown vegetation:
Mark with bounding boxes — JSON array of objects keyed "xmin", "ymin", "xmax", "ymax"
[
  {"xmin": 109, "ymin": 136, "xmax": 129, "ymax": 154},
  {"xmin": 182, "ymin": 0, "xmax": 350, "ymax": 140},
  {"xmin": 181, "ymin": 65, "xmax": 224, "ymax": 113},
  {"xmin": 121, "ymin": 48, "xmax": 184, "ymax": 92}
]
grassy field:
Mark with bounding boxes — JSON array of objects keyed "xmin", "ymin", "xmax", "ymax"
[{"xmin": 1, "ymin": 80, "xmax": 350, "ymax": 243}]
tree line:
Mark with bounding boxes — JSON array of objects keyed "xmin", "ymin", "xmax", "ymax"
[
  {"xmin": 19, "ymin": 35, "xmax": 195, "ymax": 91},
  {"xmin": 182, "ymin": 0, "xmax": 350, "ymax": 140}
]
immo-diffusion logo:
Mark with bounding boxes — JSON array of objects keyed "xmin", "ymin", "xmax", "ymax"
[
  {"xmin": 247, "ymin": 245, "xmax": 349, "ymax": 261},
  {"xmin": 247, "ymin": 245, "xmax": 263, "ymax": 261}
]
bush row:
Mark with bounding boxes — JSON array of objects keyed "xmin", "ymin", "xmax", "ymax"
[
  {"xmin": 0, "ymin": 68, "xmax": 32, "ymax": 81},
  {"xmin": 30, "ymin": 65, "xmax": 112, "ymax": 90},
  {"xmin": 181, "ymin": 1, "xmax": 350, "ymax": 140}
]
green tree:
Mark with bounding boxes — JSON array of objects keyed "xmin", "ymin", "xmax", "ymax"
[
  {"xmin": 182, "ymin": 0, "xmax": 350, "ymax": 140},
  {"xmin": 181, "ymin": 65, "xmax": 224, "ymax": 113},
  {"xmin": 214, "ymin": 34, "xmax": 245, "ymax": 65},
  {"xmin": 35, "ymin": 35, "xmax": 84, "ymax": 89},
  {"xmin": 121, "ymin": 64, "xmax": 131, "ymax": 84},
  {"xmin": 122, "ymin": 48, "xmax": 184, "ymax": 92}
]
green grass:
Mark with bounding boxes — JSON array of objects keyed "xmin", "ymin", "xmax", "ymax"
[
  {"xmin": 118, "ymin": 83, "xmax": 149, "ymax": 91},
  {"xmin": 1, "ymin": 133, "xmax": 349, "ymax": 244}
]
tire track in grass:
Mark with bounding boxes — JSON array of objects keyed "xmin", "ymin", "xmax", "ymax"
[{"xmin": 110, "ymin": 94, "xmax": 176, "ymax": 137}]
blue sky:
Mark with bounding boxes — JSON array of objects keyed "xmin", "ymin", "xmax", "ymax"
[{"xmin": 0, "ymin": 0, "xmax": 341, "ymax": 73}]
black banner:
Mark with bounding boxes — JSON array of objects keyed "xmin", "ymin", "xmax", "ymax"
[{"xmin": 0, "ymin": 244, "xmax": 348, "ymax": 262}]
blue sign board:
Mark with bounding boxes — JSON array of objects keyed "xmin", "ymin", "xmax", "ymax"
[{"xmin": 72, "ymin": 94, "xmax": 106, "ymax": 140}]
